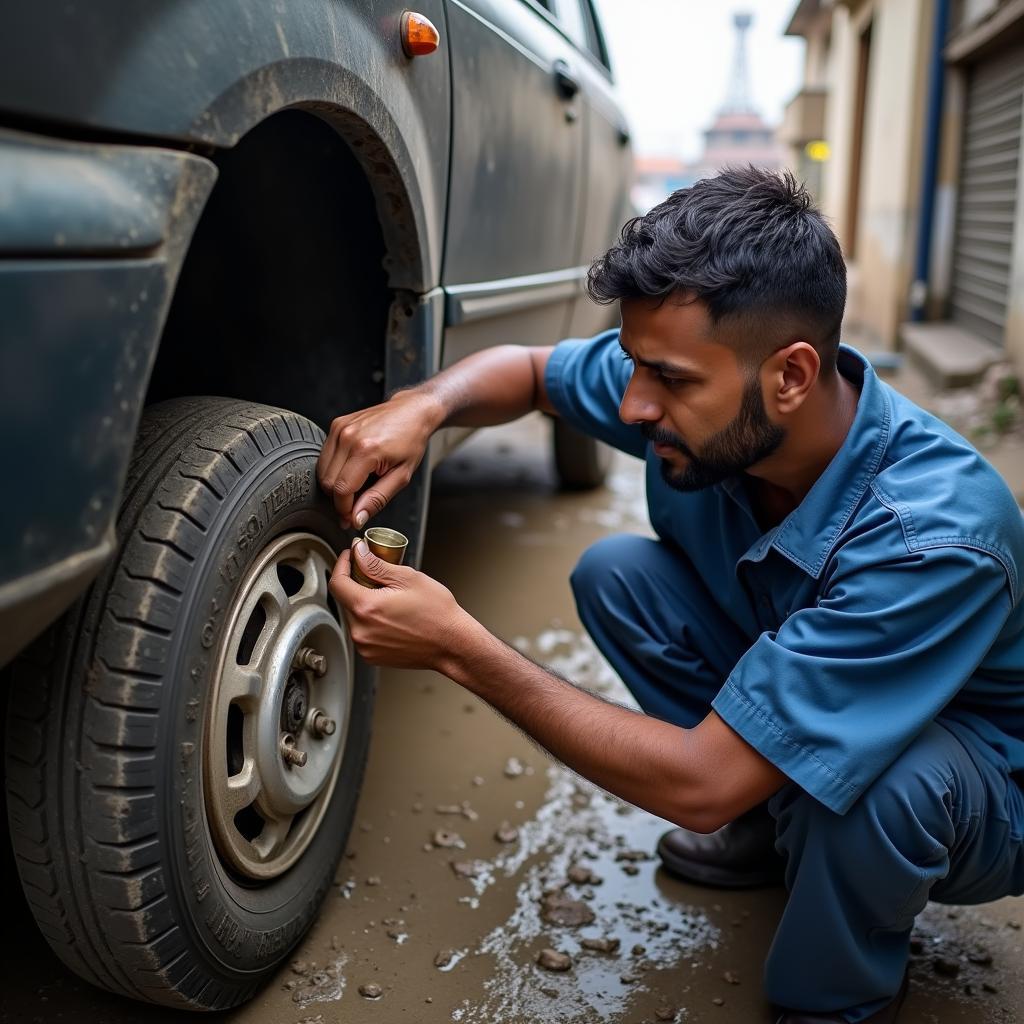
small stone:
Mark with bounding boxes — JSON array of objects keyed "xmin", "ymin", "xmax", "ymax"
[
  {"xmin": 425, "ymin": 997, "xmax": 433, "ymax": 1004},
  {"xmin": 620, "ymin": 973, "xmax": 641, "ymax": 984},
  {"xmin": 359, "ymin": 822, "xmax": 373, "ymax": 833},
  {"xmin": 615, "ymin": 849, "xmax": 650, "ymax": 862},
  {"xmin": 983, "ymin": 982, "xmax": 998, "ymax": 994},
  {"xmin": 581, "ymin": 937, "xmax": 620, "ymax": 954},
  {"xmin": 451, "ymin": 859, "xmax": 486, "ymax": 879},
  {"xmin": 631, "ymin": 944, "xmax": 646, "ymax": 956},
  {"xmin": 541, "ymin": 986, "xmax": 559, "ymax": 997},
  {"xmin": 567, "ymin": 864, "xmax": 593, "ymax": 885},
  {"xmin": 723, "ymin": 970, "xmax": 741, "ymax": 985},
  {"xmin": 432, "ymin": 829, "xmax": 465, "ymax": 849},
  {"xmin": 712, "ymin": 996, "xmax": 725, "ymax": 1006},
  {"xmin": 537, "ymin": 948, "xmax": 572, "ymax": 972},
  {"xmin": 504, "ymin": 757, "xmax": 525, "ymax": 778},
  {"xmin": 622, "ymin": 864, "xmax": 639, "ymax": 876},
  {"xmin": 471, "ymin": 775, "xmax": 485, "ymax": 786},
  {"xmin": 933, "ymin": 957, "xmax": 961, "ymax": 978},
  {"xmin": 290, "ymin": 960, "xmax": 311, "ymax": 975},
  {"xmin": 1007, "ymin": 920, "xmax": 1022, "ymax": 930},
  {"xmin": 411, "ymin": 802, "xmax": 424, "ymax": 813},
  {"xmin": 967, "ymin": 950, "xmax": 993, "ymax": 966},
  {"xmin": 358, "ymin": 983, "xmax": 383, "ymax": 999},
  {"xmin": 365, "ymin": 876, "xmax": 381, "ymax": 886},
  {"xmin": 540, "ymin": 892, "xmax": 596, "ymax": 927},
  {"xmin": 494, "ymin": 822, "xmax": 519, "ymax": 844},
  {"xmin": 436, "ymin": 803, "xmax": 462, "ymax": 814},
  {"xmin": 655, "ymin": 1008, "xmax": 677, "ymax": 1022},
  {"xmin": 434, "ymin": 949, "xmax": 456, "ymax": 969}
]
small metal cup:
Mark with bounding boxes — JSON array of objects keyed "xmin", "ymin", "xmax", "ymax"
[{"xmin": 351, "ymin": 526, "xmax": 409, "ymax": 588}]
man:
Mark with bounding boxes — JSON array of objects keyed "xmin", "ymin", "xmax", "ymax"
[{"xmin": 317, "ymin": 167, "xmax": 1024, "ymax": 1023}]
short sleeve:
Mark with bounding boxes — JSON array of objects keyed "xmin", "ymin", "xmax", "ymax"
[
  {"xmin": 712, "ymin": 544, "xmax": 1013, "ymax": 815},
  {"xmin": 544, "ymin": 329, "xmax": 647, "ymax": 459}
]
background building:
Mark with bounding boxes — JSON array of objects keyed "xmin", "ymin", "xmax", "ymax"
[{"xmin": 785, "ymin": 0, "xmax": 1024, "ymax": 382}]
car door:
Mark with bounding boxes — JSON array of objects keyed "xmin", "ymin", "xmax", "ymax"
[
  {"xmin": 441, "ymin": 0, "xmax": 586, "ymax": 367},
  {"xmin": 553, "ymin": 0, "xmax": 634, "ymax": 338}
]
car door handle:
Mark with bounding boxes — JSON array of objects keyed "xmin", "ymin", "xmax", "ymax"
[{"xmin": 552, "ymin": 59, "xmax": 580, "ymax": 100}]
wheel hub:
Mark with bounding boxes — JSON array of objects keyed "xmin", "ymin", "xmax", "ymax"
[{"xmin": 204, "ymin": 532, "xmax": 353, "ymax": 881}]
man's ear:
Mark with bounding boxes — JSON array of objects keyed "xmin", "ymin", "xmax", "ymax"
[{"xmin": 764, "ymin": 342, "xmax": 819, "ymax": 416}]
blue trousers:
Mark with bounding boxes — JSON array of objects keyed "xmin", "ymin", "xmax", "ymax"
[{"xmin": 571, "ymin": 534, "xmax": 1024, "ymax": 1022}]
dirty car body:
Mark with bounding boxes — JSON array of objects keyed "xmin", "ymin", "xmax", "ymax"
[{"xmin": 0, "ymin": 0, "xmax": 631, "ymax": 1010}]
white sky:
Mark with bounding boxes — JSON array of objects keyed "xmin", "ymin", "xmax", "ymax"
[{"xmin": 593, "ymin": 0, "xmax": 806, "ymax": 162}]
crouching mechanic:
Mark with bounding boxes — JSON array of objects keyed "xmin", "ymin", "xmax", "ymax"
[{"xmin": 317, "ymin": 168, "xmax": 1024, "ymax": 1024}]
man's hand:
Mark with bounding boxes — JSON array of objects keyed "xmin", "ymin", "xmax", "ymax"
[
  {"xmin": 329, "ymin": 540, "xmax": 474, "ymax": 670},
  {"xmin": 317, "ymin": 391, "xmax": 443, "ymax": 529}
]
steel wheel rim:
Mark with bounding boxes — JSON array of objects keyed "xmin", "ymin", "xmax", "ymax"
[{"xmin": 204, "ymin": 532, "xmax": 352, "ymax": 881}]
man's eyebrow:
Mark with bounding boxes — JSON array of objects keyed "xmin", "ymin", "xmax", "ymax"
[{"xmin": 618, "ymin": 340, "xmax": 703, "ymax": 378}]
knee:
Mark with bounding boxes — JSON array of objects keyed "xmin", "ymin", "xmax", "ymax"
[{"xmin": 570, "ymin": 534, "xmax": 655, "ymax": 614}]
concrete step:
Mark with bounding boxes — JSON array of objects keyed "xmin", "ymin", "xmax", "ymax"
[{"xmin": 899, "ymin": 321, "xmax": 1003, "ymax": 389}]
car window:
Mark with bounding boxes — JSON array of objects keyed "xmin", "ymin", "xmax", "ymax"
[{"xmin": 551, "ymin": 0, "xmax": 589, "ymax": 51}]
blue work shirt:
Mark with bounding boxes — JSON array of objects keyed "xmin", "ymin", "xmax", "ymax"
[{"xmin": 546, "ymin": 330, "xmax": 1024, "ymax": 815}]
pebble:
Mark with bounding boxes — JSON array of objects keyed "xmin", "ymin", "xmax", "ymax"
[
  {"xmin": 615, "ymin": 849, "xmax": 650, "ymax": 862},
  {"xmin": 621, "ymin": 864, "xmax": 640, "ymax": 876},
  {"xmin": 712, "ymin": 997, "xmax": 725, "ymax": 1006},
  {"xmin": 933, "ymin": 957, "xmax": 961, "ymax": 978},
  {"xmin": 967, "ymin": 950, "xmax": 994, "ymax": 966},
  {"xmin": 581, "ymin": 937, "xmax": 620, "ymax": 954},
  {"xmin": 494, "ymin": 822, "xmax": 519, "ymax": 844},
  {"xmin": 358, "ymin": 983, "xmax": 383, "ymax": 999},
  {"xmin": 365, "ymin": 876, "xmax": 381, "ymax": 886},
  {"xmin": 983, "ymin": 982, "xmax": 999, "ymax": 994},
  {"xmin": 723, "ymin": 970, "xmax": 741, "ymax": 985},
  {"xmin": 432, "ymin": 829, "xmax": 466, "ymax": 849},
  {"xmin": 537, "ymin": 948, "xmax": 573, "ymax": 972},
  {"xmin": 504, "ymin": 757, "xmax": 525, "ymax": 778},
  {"xmin": 471, "ymin": 775, "xmax": 485, "ymax": 786},
  {"xmin": 451, "ymin": 859, "xmax": 486, "ymax": 879},
  {"xmin": 655, "ymin": 1009, "xmax": 677, "ymax": 1022},
  {"xmin": 619, "ymin": 973, "xmax": 641, "ymax": 984},
  {"xmin": 540, "ymin": 892, "xmax": 596, "ymax": 927},
  {"xmin": 631, "ymin": 944, "xmax": 646, "ymax": 956},
  {"xmin": 434, "ymin": 949, "xmax": 456, "ymax": 969},
  {"xmin": 567, "ymin": 864, "xmax": 595, "ymax": 885}
]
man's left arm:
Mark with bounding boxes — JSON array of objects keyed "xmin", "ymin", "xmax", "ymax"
[{"xmin": 332, "ymin": 542, "xmax": 787, "ymax": 834}]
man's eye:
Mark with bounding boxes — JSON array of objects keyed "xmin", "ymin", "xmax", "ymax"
[{"xmin": 659, "ymin": 375, "xmax": 688, "ymax": 389}]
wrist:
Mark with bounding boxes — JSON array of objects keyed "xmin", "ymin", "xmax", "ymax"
[{"xmin": 435, "ymin": 612, "xmax": 494, "ymax": 685}]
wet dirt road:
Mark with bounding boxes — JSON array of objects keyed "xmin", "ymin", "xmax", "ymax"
[{"xmin": 2, "ymin": 414, "xmax": 1023, "ymax": 1023}]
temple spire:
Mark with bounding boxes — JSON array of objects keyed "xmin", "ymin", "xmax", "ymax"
[{"xmin": 723, "ymin": 12, "xmax": 756, "ymax": 115}]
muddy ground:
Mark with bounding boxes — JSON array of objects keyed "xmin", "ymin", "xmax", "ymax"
[{"xmin": 2, "ymin": 413, "xmax": 1022, "ymax": 1023}]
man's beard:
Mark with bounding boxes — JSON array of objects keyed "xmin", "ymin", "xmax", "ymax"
[{"xmin": 642, "ymin": 376, "xmax": 786, "ymax": 492}]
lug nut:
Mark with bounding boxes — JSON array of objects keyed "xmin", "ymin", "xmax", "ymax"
[
  {"xmin": 279, "ymin": 733, "xmax": 308, "ymax": 767},
  {"xmin": 310, "ymin": 709, "xmax": 337, "ymax": 737},
  {"xmin": 294, "ymin": 646, "xmax": 328, "ymax": 676}
]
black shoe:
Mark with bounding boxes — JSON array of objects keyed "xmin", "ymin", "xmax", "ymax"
[
  {"xmin": 774, "ymin": 969, "xmax": 909, "ymax": 1023},
  {"xmin": 656, "ymin": 805, "xmax": 784, "ymax": 888}
]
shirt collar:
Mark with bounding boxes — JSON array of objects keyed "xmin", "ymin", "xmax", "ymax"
[{"xmin": 733, "ymin": 345, "xmax": 892, "ymax": 578}]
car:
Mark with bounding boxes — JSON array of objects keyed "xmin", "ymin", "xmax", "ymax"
[{"xmin": 0, "ymin": 0, "xmax": 631, "ymax": 1009}]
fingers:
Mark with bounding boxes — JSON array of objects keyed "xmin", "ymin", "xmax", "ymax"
[
  {"xmin": 351, "ymin": 539, "xmax": 409, "ymax": 585},
  {"xmin": 328, "ymin": 454, "xmax": 380, "ymax": 526},
  {"xmin": 351, "ymin": 466, "xmax": 413, "ymax": 528}
]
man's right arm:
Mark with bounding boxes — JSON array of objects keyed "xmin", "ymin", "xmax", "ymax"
[{"xmin": 317, "ymin": 345, "xmax": 555, "ymax": 527}]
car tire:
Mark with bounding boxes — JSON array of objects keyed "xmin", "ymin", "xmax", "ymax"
[
  {"xmin": 552, "ymin": 416, "xmax": 612, "ymax": 490},
  {"xmin": 4, "ymin": 397, "xmax": 373, "ymax": 1009}
]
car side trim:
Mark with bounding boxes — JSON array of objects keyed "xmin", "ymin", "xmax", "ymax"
[{"xmin": 445, "ymin": 265, "xmax": 588, "ymax": 325}]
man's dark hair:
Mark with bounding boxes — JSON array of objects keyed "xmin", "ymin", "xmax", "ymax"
[{"xmin": 588, "ymin": 166, "xmax": 847, "ymax": 375}]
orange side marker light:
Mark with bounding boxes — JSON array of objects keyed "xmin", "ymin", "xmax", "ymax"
[{"xmin": 401, "ymin": 11, "xmax": 440, "ymax": 57}]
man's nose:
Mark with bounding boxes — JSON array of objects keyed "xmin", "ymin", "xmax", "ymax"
[{"xmin": 619, "ymin": 378, "xmax": 661, "ymax": 426}]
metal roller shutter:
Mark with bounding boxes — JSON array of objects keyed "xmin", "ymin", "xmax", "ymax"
[{"xmin": 950, "ymin": 42, "xmax": 1024, "ymax": 347}]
